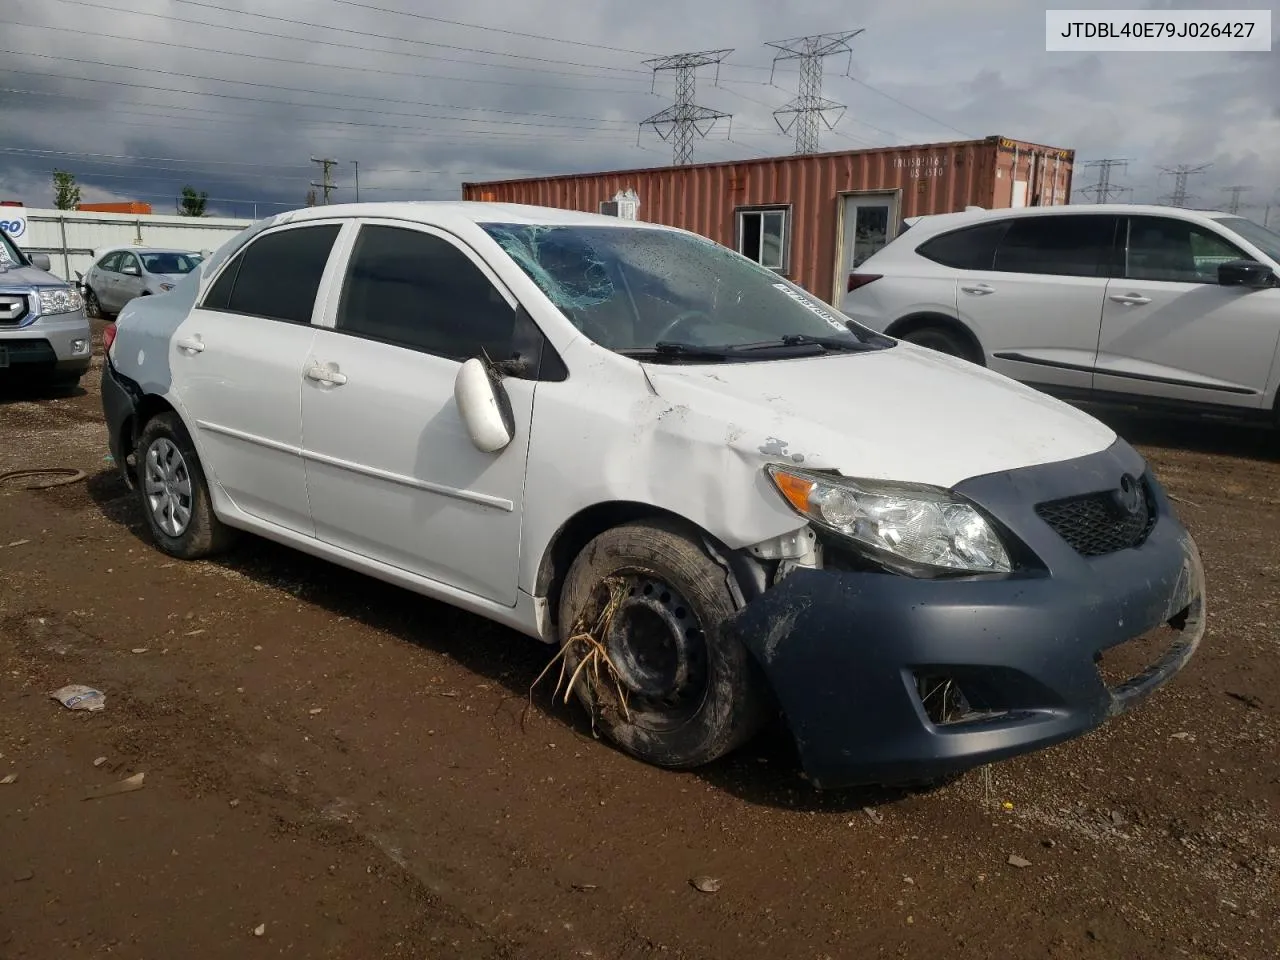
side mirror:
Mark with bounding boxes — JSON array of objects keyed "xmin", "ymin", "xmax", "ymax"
[
  {"xmin": 1218, "ymin": 259, "xmax": 1276, "ymax": 288},
  {"xmin": 30, "ymin": 253, "xmax": 51, "ymax": 271},
  {"xmin": 122, "ymin": 264, "xmax": 140, "ymax": 277},
  {"xmin": 454, "ymin": 357, "xmax": 514, "ymax": 453}
]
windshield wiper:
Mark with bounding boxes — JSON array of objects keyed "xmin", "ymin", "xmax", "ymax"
[
  {"xmin": 616, "ymin": 341, "xmax": 739, "ymax": 361},
  {"xmin": 733, "ymin": 334, "xmax": 884, "ymax": 353}
]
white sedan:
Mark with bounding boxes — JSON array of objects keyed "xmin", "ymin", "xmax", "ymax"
[{"xmin": 99, "ymin": 202, "xmax": 1205, "ymax": 789}]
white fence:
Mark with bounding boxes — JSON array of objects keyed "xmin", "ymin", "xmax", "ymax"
[{"xmin": 1, "ymin": 207, "xmax": 254, "ymax": 282}]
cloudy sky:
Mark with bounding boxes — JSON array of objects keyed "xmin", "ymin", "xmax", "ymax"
[{"xmin": 2, "ymin": 0, "xmax": 1277, "ymax": 221}]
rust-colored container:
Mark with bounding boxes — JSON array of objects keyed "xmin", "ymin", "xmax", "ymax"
[
  {"xmin": 76, "ymin": 201, "xmax": 153, "ymax": 215},
  {"xmin": 464, "ymin": 135, "xmax": 1074, "ymax": 304}
]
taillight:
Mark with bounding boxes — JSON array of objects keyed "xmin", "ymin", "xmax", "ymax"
[
  {"xmin": 102, "ymin": 322, "xmax": 117, "ymax": 353},
  {"xmin": 847, "ymin": 273, "xmax": 882, "ymax": 293}
]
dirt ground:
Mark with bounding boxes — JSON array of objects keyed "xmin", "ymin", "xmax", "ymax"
[{"xmin": 1, "ymin": 332, "xmax": 1277, "ymax": 960}]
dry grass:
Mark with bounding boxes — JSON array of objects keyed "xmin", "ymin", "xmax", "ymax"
[{"xmin": 524, "ymin": 576, "xmax": 633, "ymax": 734}]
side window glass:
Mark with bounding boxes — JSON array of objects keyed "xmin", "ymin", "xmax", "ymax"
[
  {"xmin": 1126, "ymin": 216, "xmax": 1246, "ymax": 284},
  {"xmin": 993, "ymin": 215, "xmax": 1116, "ymax": 278},
  {"xmin": 100, "ymin": 252, "xmax": 121, "ymax": 272},
  {"xmin": 916, "ymin": 221, "xmax": 1009, "ymax": 270},
  {"xmin": 336, "ymin": 225, "xmax": 517, "ymax": 363},
  {"xmin": 121, "ymin": 254, "xmax": 139, "ymax": 275},
  {"xmin": 202, "ymin": 252, "xmax": 241, "ymax": 311},
  {"xmin": 223, "ymin": 224, "xmax": 341, "ymax": 323}
]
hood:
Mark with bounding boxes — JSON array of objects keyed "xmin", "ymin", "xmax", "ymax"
[
  {"xmin": 641, "ymin": 342, "xmax": 1117, "ymax": 490},
  {"xmin": 0, "ymin": 261, "xmax": 67, "ymax": 287},
  {"xmin": 148, "ymin": 273, "xmax": 187, "ymax": 288}
]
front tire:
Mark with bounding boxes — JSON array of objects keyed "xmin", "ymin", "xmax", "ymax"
[
  {"xmin": 135, "ymin": 412, "xmax": 235, "ymax": 559},
  {"xmin": 557, "ymin": 520, "xmax": 768, "ymax": 769},
  {"xmin": 900, "ymin": 325, "xmax": 977, "ymax": 362}
]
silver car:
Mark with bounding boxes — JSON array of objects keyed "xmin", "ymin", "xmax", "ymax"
[
  {"xmin": 0, "ymin": 228, "xmax": 91, "ymax": 388},
  {"xmin": 82, "ymin": 247, "xmax": 204, "ymax": 318}
]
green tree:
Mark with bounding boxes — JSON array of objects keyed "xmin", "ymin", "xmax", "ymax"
[
  {"xmin": 52, "ymin": 169, "xmax": 80, "ymax": 210},
  {"xmin": 178, "ymin": 185, "xmax": 208, "ymax": 217}
]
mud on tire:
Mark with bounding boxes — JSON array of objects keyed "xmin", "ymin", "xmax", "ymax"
[{"xmin": 557, "ymin": 519, "xmax": 769, "ymax": 769}]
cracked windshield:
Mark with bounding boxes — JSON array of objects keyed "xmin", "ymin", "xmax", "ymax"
[{"xmin": 483, "ymin": 222, "xmax": 891, "ymax": 355}]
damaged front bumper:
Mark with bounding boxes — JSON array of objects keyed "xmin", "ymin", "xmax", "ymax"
[{"xmin": 724, "ymin": 438, "xmax": 1206, "ymax": 790}]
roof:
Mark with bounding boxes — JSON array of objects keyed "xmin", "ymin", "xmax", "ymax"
[
  {"xmin": 902, "ymin": 203, "xmax": 1235, "ymax": 233},
  {"xmin": 96, "ymin": 244, "xmax": 206, "ymax": 255},
  {"xmin": 461, "ymin": 135, "xmax": 1075, "ymax": 189},
  {"xmin": 274, "ymin": 200, "xmax": 672, "ymax": 230}
]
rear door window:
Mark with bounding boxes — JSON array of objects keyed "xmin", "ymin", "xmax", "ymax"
[
  {"xmin": 203, "ymin": 223, "xmax": 341, "ymax": 323},
  {"xmin": 992, "ymin": 215, "xmax": 1118, "ymax": 278}
]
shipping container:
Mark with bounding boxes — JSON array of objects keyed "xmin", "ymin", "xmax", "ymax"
[
  {"xmin": 77, "ymin": 201, "xmax": 154, "ymax": 215},
  {"xmin": 3, "ymin": 207, "xmax": 253, "ymax": 282},
  {"xmin": 463, "ymin": 135, "xmax": 1075, "ymax": 305}
]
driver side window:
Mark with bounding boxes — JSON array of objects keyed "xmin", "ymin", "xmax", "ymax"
[
  {"xmin": 1125, "ymin": 216, "xmax": 1246, "ymax": 284},
  {"xmin": 335, "ymin": 225, "xmax": 518, "ymax": 363}
]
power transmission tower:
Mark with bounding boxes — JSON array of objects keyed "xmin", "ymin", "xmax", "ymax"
[
  {"xmin": 1157, "ymin": 163, "xmax": 1211, "ymax": 208},
  {"xmin": 310, "ymin": 156, "xmax": 339, "ymax": 204},
  {"xmin": 1076, "ymin": 158, "xmax": 1132, "ymax": 203},
  {"xmin": 639, "ymin": 50, "xmax": 734, "ymax": 165},
  {"xmin": 1222, "ymin": 185, "xmax": 1250, "ymax": 214},
  {"xmin": 765, "ymin": 31, "xmax": 864, "ymax": 155}
]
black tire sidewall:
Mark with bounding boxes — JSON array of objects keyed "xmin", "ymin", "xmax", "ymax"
[
  {"xmin": 135, "ymin": 413, "xmax": 227, "ymax": 559},
  {"xmin": 557, "ymin": 521, "xmax": 765, "ymax": 768},
  {"xmin": 905, "ymin": 327, "xmax": 969, "ymax": 360}
]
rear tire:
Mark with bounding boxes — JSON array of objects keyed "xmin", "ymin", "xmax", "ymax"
[
  {"xmin": 84, "ymin": 288, "xmax": 103, "ymax": 320},
  {"xmin": 557, "ymin": 520, "xmax": 768, "ymax": 769},
  {"xmin": 900, "ymin": 325, "xmax": 978, "ymax": 363},
  {"xmin": 135, "ymin": 412, "xmax": 235, "ymax": 560}
]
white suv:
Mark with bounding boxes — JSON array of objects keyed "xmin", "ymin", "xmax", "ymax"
[{"xmin": 843, "ymin": 204, "xmax": 1280, "ymax": 423}]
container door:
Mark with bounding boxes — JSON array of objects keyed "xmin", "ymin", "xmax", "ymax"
[{"xmin": 841, "ymin": 193, "xmax": 899, "ymax": 280}]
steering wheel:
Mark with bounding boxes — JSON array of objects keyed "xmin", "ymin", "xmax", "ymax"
[{"xmin": 652, "ymin": 309, "xmax": 712, "ymax": 344}]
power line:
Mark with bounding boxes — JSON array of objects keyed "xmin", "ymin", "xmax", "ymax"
[
  {"xmin": 0, "ymin": 145, "xmax": 312, "ymax": 172},
  {"xmin": 323, "ymin": 0, "xmax": 655, "ymax": 56},
  {"xmin": 765, "ymin": 31, "xmax": 864, "ymax": 154},
  {"xmin": 639, "ymin": 50, "xmax": 734, "ymax": 165},
  {"xmin": 843, "ymin": 76, "xmax": 973, "ymax": 138},
  {"xmin": 1076, "ymin": 158, "xmax": 1132, "ymax": 203},
  {"xmin": 2, "ymin": 89, "xmax": 656, "ymax": 146},
  {"xmin": 0, "ymin": 53, "xmax": 640, "ymax": 128},
  {"xmin": 0, "ymin": 69, "xmax": 641, "ymax": 133},
  {"xmin": 0, "ymin": 18, "xmax": 656, "ymax": 97},
  {"xmin": 150, "ymin": 0, "xmax": 653, "ymax": 74},
  {"xmin": 1222, "ymin": 185, "xmax": 1250, "ymax": 215},
  {"xmin": 38, "ymin": 0, "xmax": 654, "ymax": 82},
  {"xmin": 1157, "ymin": 163, "xmax": 1211, "ymax": 208}
]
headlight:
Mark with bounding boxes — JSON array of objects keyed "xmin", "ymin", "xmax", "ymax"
[
  {"xmin": 38, "ymin": 286, "xmax": 84, "ymax": 316},
  {"xmin": 766, "ymin": 465, "xmax": 1012, "ymax": 576}
]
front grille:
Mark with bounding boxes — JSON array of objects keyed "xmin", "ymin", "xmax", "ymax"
[
  {"xmin": 1035, "ymin": 476, "xmax": 1156, "ymax": 557},
  {"xmin": 0, "ymin": 293, "xmax": 29, "ymax": 327},
  {"xmin": 0, "ymin": 338, "xmax": 57, "ymax": 365}
]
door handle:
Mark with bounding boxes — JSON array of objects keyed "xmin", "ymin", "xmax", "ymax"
[
  {"xmin": 305, "ymin": 362, "xmax": 347, "ymax": 386},
  {"xmin": 176, "ymin": 337, "xmax": 205, "ymax": 353},
  {"xmin": 1109, "ymin": 293, "xmax": 1152, "ymax": 306},
  {"xmin": 960, "ymin": 283, "xmax": 994, "ymax": 295}
]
